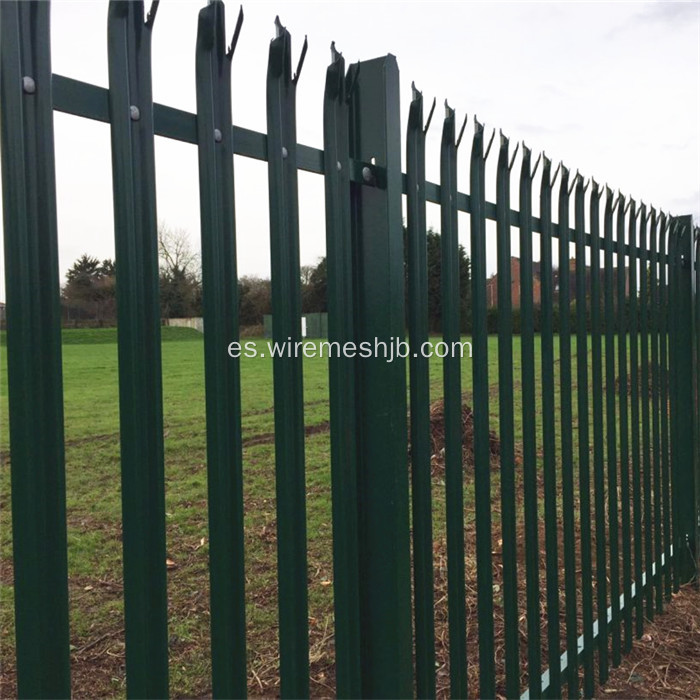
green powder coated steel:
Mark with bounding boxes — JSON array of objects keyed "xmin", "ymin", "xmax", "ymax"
[
  {"xmin": 628, "ymin": 201, "xmax": 644, "ymax": 639},
  {"xmin": 406, "ymin": 86, "xmax": 437, "ymax": 700},
  {"xmin": 603, "ymin": 189, "xmax": 622, "ymax": 667},
  {"xmin": 322, "ymin": 45, "xmax": 362, "ymax": 699},
  {"xmin": 519, "ymin": 146, "xmax": 542, "ymax": 699},
  {"xmin": 266, "ymin": 20, "xmax": 310, "ymax": 698},
  {"xmin": 590, "ymin": 182, "xmax": 609, "ymax": 685},
  {"xmin": 195, "ymin": 3, "xmax": 247, "ymax": 696},
  {"xmin": 107, "ymin": 2, "xmax": 170, "ymax": 696},
  {"xmin": 539, "ymin": 158, "xmax": 562, "ymax": 699},
  {"xmin": 0, "ymin": 2, "xmax": 71, "ymax": 696},
  {"xmin": 658, "ymin": 216, "xmax": 673, "ymax": 602},
  {"xmin": 558, "ymin": 167, "xmax": 579, "ymax": 698},
  {"xmin": 574, "ymin": 175, "xmax": 594, "ymax": 698},
  {"xmin": 347, "ymin": 55, "xmax": 413, "ymax": 698},
  {"xmin": 495, "ymin": 133, "xmax": 520, "ymax": 700},
  {"xmin": 2, "ymin": 8, "xmax": 698, "ymax": 696},
  {"xmin": 617, "ymin": 196, "xmax": 634, "ymax": 652},
  {"xmin": 441, "ymin": 104, "xmax": 468, "ymax": 700},
  {"xmin": 648, "ymin": 210, "xmax": 664, "ymax": 616},
  {"xmin": 639, "ymin": 205, "xmax": 654, "ymax": 621},
  {"xmin": 470, "ymin": 121, "xmax": 496, "ymax": 700}
]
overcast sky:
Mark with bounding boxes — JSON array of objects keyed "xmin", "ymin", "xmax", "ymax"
[{"xmin": 1, "ymin": 0, "xmax": 699, "ymax": 302}]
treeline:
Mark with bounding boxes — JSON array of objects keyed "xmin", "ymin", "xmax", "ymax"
[
  {"xmin": 240, "ymin": 228, "xmax": 472, "ymax": 330},
  {"xmin": 62, "ymin": 225, "xmax": 203, "ymax": 325},
  {"xmin": 61, "ymin": 223, "xmax": 658, "ymax": 333}
]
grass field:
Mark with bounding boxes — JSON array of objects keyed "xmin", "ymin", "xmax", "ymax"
[{"xmin": 0, "ymin": 327, "xmax": 653, "ymax": 697}]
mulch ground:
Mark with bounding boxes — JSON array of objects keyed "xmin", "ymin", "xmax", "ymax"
[
  {"xmin": 2, "ymin": 394, "xmax": 698, "ymax": 699},
  {"xmin": 595, "ymin": 583, "xmax": 700, "ymax": 699}
]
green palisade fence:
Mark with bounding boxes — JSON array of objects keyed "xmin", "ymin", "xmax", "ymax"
[{"xmin": 1, "ymin": 1, "xmax": 698, "ymax": 698}]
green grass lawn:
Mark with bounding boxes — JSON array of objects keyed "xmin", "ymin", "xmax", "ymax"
[{"xmin": 0, "ymin": 327, "xmax": 657, "ymax": 697}]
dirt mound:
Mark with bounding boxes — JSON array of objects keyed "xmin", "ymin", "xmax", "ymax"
[{"xmin": 425, "ymin": 396, "xmax": 500, "ymax": 468}]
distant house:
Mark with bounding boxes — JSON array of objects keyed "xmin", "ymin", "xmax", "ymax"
[
  {"xmin": 486, "ymin": 257, "xmax": 542, "ymax": 309},
  {"xmin": 486, "ymin": 256, "xmax": 630, "ymax": 309}
]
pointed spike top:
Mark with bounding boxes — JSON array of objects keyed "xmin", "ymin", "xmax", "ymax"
[
  {"xmin": 227, "ymin": 6, "xmax": 244, "ymax": 58},
  {"xmin": 274, "ymin": 16, "xmax": 284, "ymax": 38},
  {"xmin": 331, "ymin": 41, "xmax": 341, "ymax": 63},
  {"xmin": 550, "ymin": 161, "xmax": 562, "ymax": 188},
  {"xmin": 444, "ymin": 99, "xmax": 452, "ymax": 119},
  {"xmin": 474, "ymin": 116, "xmax": 483, "ymax": 133},
  {"xmin": 145, "ymin": 0, "xmax": 159, "ymax": 28},
  {"xmin": 456, "ymin": 112, "xmax": 468, "ymax": 148},
  {"xmin": 293, "ymin": 35, "xmax": 308, "ymax": 84},
  {"xmin": 531, "ymin": 152, "xmax": 543, "ymax": 179},
  {"xmin": 424, "ymin": 97, "xmax": 437, "ymax": 134},
  {"xmin": 484, "ymin": 127, "xmax": 496, "ymax": 160},
  {"xmin": 411, "ymin": 81, "xmax": 419, "ymax": 101},
  {"xmin": 499, "ymin": 128, "xmax": 508, "ymax": 147},
  {"xmin": 508, "ymin": 141, "xmax": 520, "ymax": 170}
]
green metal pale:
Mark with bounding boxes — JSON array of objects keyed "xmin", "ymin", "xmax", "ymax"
[
  {"xmin": 406, "ymin": 86, "xmax": 437, "ymax": 700},
  {"xmin": 322, "ymin": 45, "xmax": 362, "ymax": 699},
  {"xmin": 519, "ymin": 146, "xmax": 542, "ymax": 700},
  {"xmin": 265, "ymin": 19, "xmax": 310, "ymax": 698},
  {"xmin": 539, "ymin": 157, "xmax": 562, "ymax": 699},
  {"xmin": 639, "ymin": 205, "xmax": 654, "ymax": 622},
  {"xmin": 441, "ymin": 103, "xmax": 468, "ymax": 700},
  {"xmin": 194, "ymin": 3, "xmax": 247, "ymax": 696},
  {"xmin": 469, "ymin": 120, "xmax": 496, "ymax": 700},
  {"xmin": 106, "ymin": 1, "xmax": 170, "ymax": 696},
  {"xmin": 558, "ymin": 166, "xmax": 579, "ymax": 699},
  {"xmin": 616, "ymin": 194, "xmax": 634, "ymax": 652},
  {"xmin": 495, "ymin": 132, "xmax": 520, "ymax": 700},
  {"xmin": 627, "ymin": 201, "xmax": 644, "ymax": 640},
  {"xmin": 0, "ymin": 2, "xmax": 71, "ymax": 696},
  {"xmin": 590, "ymin": 182, "xmax": 609, "ymax": 686},
  {"xmin": 1, "ymin": 3, "xmax": 697, "ymax": 698},
  {"xmin": 603, "ymin": 188, "xmax": 622, "ymax": 667},
  {"xmin": 574, "ymin": 174, "xmax": 594, "ymax": 699}
]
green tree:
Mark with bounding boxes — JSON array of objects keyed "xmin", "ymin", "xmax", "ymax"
[
  {"xmin": 411, "ymin": 227, "xmax": 471, "ymax": 333},
  {"xmin": 238, "ymin": 276, "xmax": 271, "ymax": 326},
  {"xmin": 63, "ymin": 254, "xmax": 116, "ymax": 323},
  {"xmin": 301, "ymin": 257, "xmax": 327, "ymax": 313}
]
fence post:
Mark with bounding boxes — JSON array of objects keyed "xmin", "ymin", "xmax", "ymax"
[
  {"xmin": 346, "ymin": 54, "xmax": 413, "ymax": 698},
  {"xmin": 0, "ymin": 3, "xmax": 71, "ymax": 696},
  {"xmin": 669, "ymin": 215, "xmax": 699, "ymax": 585}
]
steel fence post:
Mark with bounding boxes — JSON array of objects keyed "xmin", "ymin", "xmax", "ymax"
[
  {"xmin": 0, "ymin": 2, "xmax": 71, "ymax": 696},
  {"xmin": 668, "ymin": 215, "xmax": 699, "ymax": 586},
  {"xmin": 346, "ymin": 54, "xmax": 413, "ymax": 698}
]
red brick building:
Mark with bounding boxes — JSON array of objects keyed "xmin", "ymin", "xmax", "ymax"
[{"xmin": 486, "ymin": 257, "xmax": 541, "ymax": 309}]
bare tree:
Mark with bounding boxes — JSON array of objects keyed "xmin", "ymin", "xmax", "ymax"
[
  {"xmin": 158, "ymin": 223, "xmax": 202, "ymax": 318},
  {"xmin": 158, "ymin": 223, "xmax": 200, "ymax": 280}
]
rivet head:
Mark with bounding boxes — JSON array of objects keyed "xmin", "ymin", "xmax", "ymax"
[
  {"xmin": 337, "ymin": 161, "xmax": 342, "ymax": 171},
  {"xmin": 129, "ymin": 105, "xmax": 140, "ymax": 121},
  {"xmin": 214, "ymin": 128, "xmax": 223, "ymax": 143},
  {"xmin": 281, "ymin": 146, "xmax": 289, "ymax": 159},
  {"xmin": 22, "ymin": 76, "xmax": 36, "ymax": 94},
  {"xmin": 362, "ymin": 166, "xmax": 373, "ymax": 183}
]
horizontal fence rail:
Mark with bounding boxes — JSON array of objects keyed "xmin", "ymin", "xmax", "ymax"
[{"xmin": 1, "ymin": 1, "xmax": 698, "ymax": 699}]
